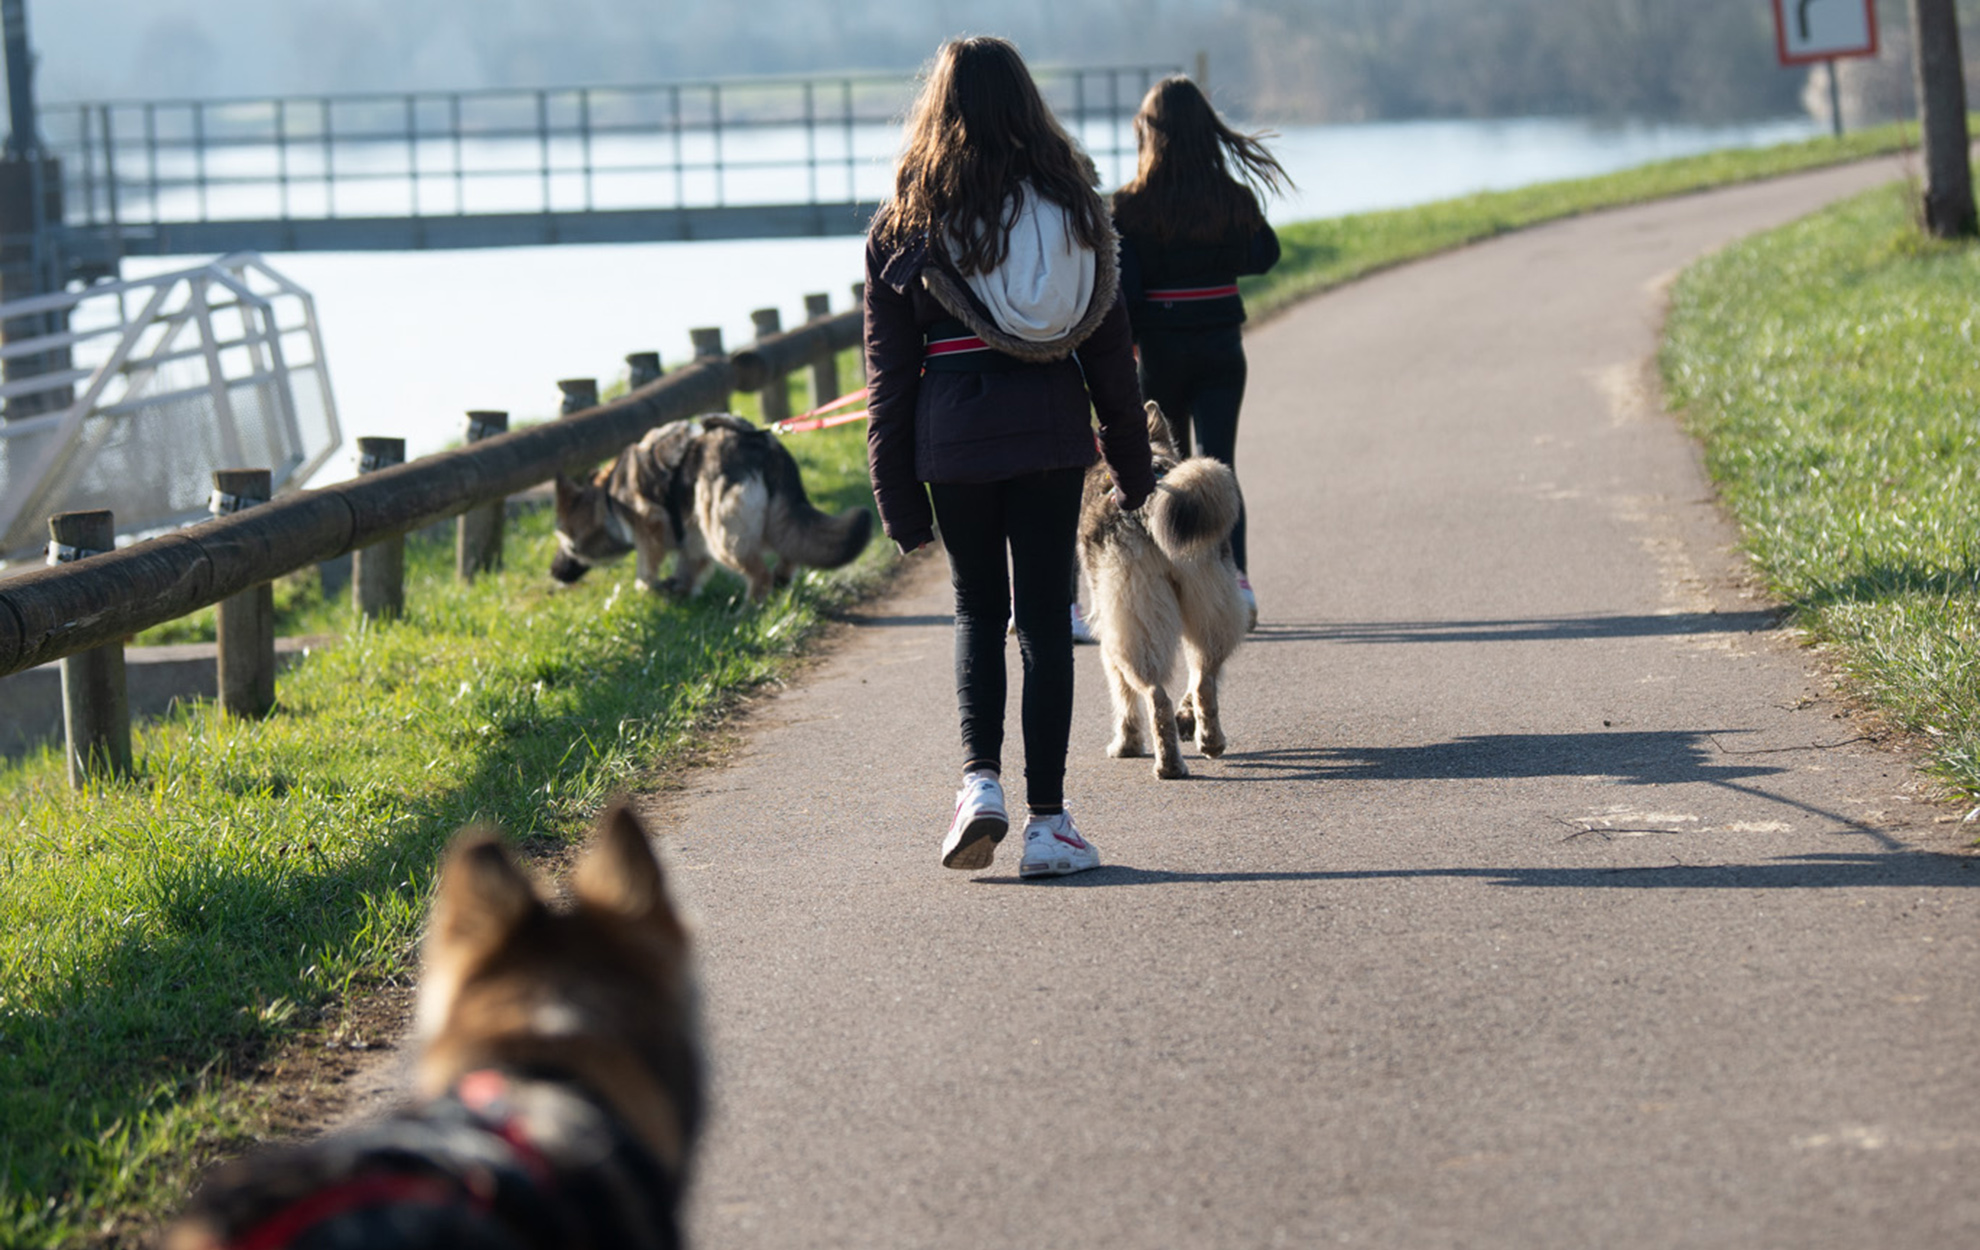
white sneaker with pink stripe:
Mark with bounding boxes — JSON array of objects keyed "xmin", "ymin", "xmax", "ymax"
[{"xmin": 1018, "ymin": 807, "xmax": 1100, "ymax": 878}]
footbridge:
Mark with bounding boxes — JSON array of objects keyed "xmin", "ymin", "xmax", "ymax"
[{"xmin": 37, "ymin": 64, "xmax": 1171, "ymax": 277}]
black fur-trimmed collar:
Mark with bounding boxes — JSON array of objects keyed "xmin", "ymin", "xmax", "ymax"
[{"xmin": 876, "ymin": 202, "xmax": 1123, "ymax": 364}]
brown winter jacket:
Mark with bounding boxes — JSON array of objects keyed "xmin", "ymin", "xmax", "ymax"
[{"xmin": 862, "ymin": 210, "xmax": 1157, "ymax": 553}]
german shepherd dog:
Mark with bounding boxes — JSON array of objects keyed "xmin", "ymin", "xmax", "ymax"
[
  {"xmin": 1079, "ymin": 402, "xmax": 1248, "ymax": 780},
  {"xmin": 552, "ymin": 414, "xmax": 872, "ymax": 601},
  {"xmin": 167, "ymin": 802, "xmax": 702, "ymax": 1250}
]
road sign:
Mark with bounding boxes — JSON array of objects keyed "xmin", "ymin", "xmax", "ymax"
[{"xmin": 1772, "ymin": 0, "xmax": 1881, "ymax": 66}]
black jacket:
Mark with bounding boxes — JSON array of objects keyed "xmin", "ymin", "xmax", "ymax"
[
  {"xmin": 862, "ymin": 212, "xmax": 1157, "ymax": 553},
  {"xmin": 1116, "ymin": 218, "xmax": 1281, "ymax": 333}
]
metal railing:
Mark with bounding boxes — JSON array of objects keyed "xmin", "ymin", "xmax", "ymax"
[
  {"xmin": 42, "ymin": 64, "xmax": 1174, "ymax": 252},
  {"xmin": 0, "ymin": 253, "xmax": 340, "ymax": 562}
]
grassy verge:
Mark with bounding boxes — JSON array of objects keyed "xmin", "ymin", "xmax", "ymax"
[
  {"xmin": 1244, "ymin": 122, "xmax": 1922, "ymax": 319},
  {"xmin": 0, "ymin": 409, "xmax": 883, "ymax": 1247},
  {"xmin": 1662, "ymin": 181, "xmax": 1979, "ymax": 804}
]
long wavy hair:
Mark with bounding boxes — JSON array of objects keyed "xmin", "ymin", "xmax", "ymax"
[
  {"xmin": 1112, "ymin": 75, "xmax": 1292, "ymax": 246},
  {"xmin": 875, "ymin": 36, "xmax": 1109, "ymax": 276}
]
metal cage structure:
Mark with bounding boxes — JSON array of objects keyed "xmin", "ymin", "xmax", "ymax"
[{"xmin": 0, "ymin": 252, "xmax": 340, "ymax": 565}]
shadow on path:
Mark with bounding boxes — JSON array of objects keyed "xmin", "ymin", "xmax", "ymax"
[
  {"xmin": 1248, "ymin": 611, "xmax": 1781, "ymax": 645},
  {"xmin": 1217, "ymin": 731, "xmax": 1784, "ymax": 786},
  {"xmin": 841, "ymin": 612, "xmax": 953, "ymax": 629},
  {"xmin": 975, "ymin": 852, "xmax": 1977, "ymax": 891},
  {"xmin": 1205, "ymin": 730, "xmax": 1907, "ymax": 851}
]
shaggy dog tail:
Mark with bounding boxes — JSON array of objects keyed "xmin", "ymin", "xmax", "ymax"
[{"xmin": 1146, "ymin": 457, "xmax": 1242, "ymax": 562}]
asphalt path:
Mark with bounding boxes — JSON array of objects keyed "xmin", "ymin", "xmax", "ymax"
[{"xmin": 653, "ymin": 158, "xmax": 1979, "ymax": 1249}]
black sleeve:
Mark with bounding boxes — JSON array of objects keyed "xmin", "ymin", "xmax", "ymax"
[
  {"xmin": 863, "ymin": 240, "xmax": 934, "ymax": 551},
  {"xmin": 1243, "ymin": 222, "xmax": 1281, "ymax": 276}
]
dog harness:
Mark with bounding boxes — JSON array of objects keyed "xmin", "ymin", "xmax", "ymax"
[{"xmin": 213, "ymin": 1069, "xmax": 682, "ymax": 1250}]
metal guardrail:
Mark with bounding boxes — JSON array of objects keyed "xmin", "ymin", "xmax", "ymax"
[
  {"xmin": 0, "ymin": 252, "xmax": 341, "ymax": 561},
  {"xmin": 0, "ymin": 304, "xmax": 861, "ymax": 680},
  {"xmin": 42, "ymin": 64, "xmax": 1175, "ymax": 255}
]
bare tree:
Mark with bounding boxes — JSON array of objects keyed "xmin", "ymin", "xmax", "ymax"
[{"xmin": 1909, "ymin": 0, "xmax": 1977, "ymax": 236}]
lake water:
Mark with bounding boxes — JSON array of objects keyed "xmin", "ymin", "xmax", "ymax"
[{"xmin": 127, "ymin": 114, "xmax": 1820, "ymax": 482}]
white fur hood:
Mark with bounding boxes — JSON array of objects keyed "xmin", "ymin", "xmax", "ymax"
[{"xmin": 949, "ymin": 183, "xmax": 1098, "ymax": 344}]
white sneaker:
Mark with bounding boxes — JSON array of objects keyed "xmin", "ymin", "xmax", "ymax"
[
  {"xmin": 1235, "ymin": 574, "xmax": 1258, "ymax": 631},
  {"xmin": 942, "ymin": 771, "xmax": 1009, "ymax": 870},
  {"xmin": 1018, "ymin": 808, "xmax": 1100, "ymax": 878},
  {"xmin": 1070, "ymin": 602, "xmax": 1098, "ymax": 645}
]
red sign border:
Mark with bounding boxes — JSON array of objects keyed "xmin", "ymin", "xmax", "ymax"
[{"xmin": 1772, "ymin": 0, "xmax": 1881, "ymax": 66}]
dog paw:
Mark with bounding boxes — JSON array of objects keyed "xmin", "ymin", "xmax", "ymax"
[
  {"xmin": 1154, "ymin": 756, "xmax": 1189, "ymax": 780},
  {"xmin": 1108, "ymin": 735, "xmax": 1148, "ymax": 759},
  {"xmin": 1197, "ymin": 728, "xmax": 1226, "ymax": 758}
]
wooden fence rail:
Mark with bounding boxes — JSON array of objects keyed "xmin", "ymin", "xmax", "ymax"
[{"xmin": 0, "ymin": 301, "xmax": 863, "ymax": 686}]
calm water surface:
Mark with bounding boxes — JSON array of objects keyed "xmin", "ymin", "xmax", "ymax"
[{"xmin": 132, "ymin": 115, "xmax": 1820, "ymax": 479}]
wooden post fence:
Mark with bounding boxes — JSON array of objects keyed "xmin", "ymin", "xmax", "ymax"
[
  {"xmin": 558, "ymin": 378, "xmax": 599, "ymax": 415},
  {"xmin": 456, "ymin": 412, "xmax": 508, "ymax": 582},
  {"xmin": 749, "ymin": 308, "xmax": 791, "ymax": 423},
  {"xmin": 803, "ymin": 293, "xmax": 840, "ymax": 410},
  {"xmin": 0, "ymin": 326, "xmax": 832, "ymax": 687},
  {"xmin": 211, "ymin": 469, "xmax": 276, "ymax": 718},
  {"xmin": 48, "ymin": 509, "xmax": 131, "ymax": 786},
  {"xmin": 353, "ymin": 437, "xmax": 407, "ymax": 619},
  {"xmin": 626, "ymin": 351, "xmax": 664, "ymax": 389},
  {"xmin": 851, "ymin": 283, "xmax": 867, "ymax": 382}
]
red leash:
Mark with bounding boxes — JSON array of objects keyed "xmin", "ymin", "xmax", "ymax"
[{"xmin": 773, "ymin": 387, "xmax": 870, "ymax": 435}]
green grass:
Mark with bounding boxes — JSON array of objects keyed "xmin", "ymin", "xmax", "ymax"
[
  {"xmin": 0, "ymin": 411, "xmax": 883, "ymax": 1247},
  {"xmin": 1662, "ymin": 181, "xmax": 1980, "ymax": 803},
  {"xmin": 1244, "ymin": 122, "xmax": 1923, "ymax": 319}
]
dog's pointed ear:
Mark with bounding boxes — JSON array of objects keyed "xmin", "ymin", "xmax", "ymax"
[
  {"xmin": 1143, "ymin": 400, "xmax": 1175, "ymax": 452},
  {"xmin": 554, "ymin": 471, "xmax": 581, "ymax": 507},
  {"xmin": 427, "ymin": 831, "xmax": 545, "ymax": 967},
  {"xmin": 574, "ymin": 800, "xmax": 686, "ymax": 942}
]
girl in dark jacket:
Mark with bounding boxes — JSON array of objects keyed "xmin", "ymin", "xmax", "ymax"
[
  {"xmin": 1112, "ymin": 75, "xmax": 1291, "ymax": 628},
  {"xmin": 864, "ymin": 36, "xmax": 1156, "ymax": 878}
]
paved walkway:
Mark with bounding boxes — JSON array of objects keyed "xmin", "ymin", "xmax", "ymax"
[{"xmin": 655, "ymin": 159, "xmax": 1979, "ymax": 1249}]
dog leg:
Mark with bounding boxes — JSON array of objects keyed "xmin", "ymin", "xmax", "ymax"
[
  {"xmin": 668, "ymin": 553, "xmax": 711, "ymax": 599},
  {"xmin": 1150, "ymin": 686, "xmax": 1189, "ymax": 780},
  {"xmin": 1174, "ymin": 689, "xmax": 1198, "ymax": 741},
  {"xmin": 634, "ymin": 539, "xmax": 666, "ymax": 594},
  {"xmin": 1105, "ymin": 658, "xmax": 1148, "ymax": 759},
  {"xmin": 1189, "ymin": 668, "xmax": 1226, "ymax": 758},
  {"xmin": 737, "ymin": 553, "xmax": 776, "ymax": 602}
]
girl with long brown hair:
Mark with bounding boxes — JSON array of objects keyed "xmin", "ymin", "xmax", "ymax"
[
  {"xmin": 1112, "ymin": 75, "xmax": 1292, "ymax": 628},
  {"xmin": 864, "ymin": 36, "xmax": 1155, "ymax": 878}
]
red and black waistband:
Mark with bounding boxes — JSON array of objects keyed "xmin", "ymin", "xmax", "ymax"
[
  {"xmin": 922, "ymin": 319, "xmax": 1025, "ymax": 372},
  {"xmin": 1143, "ymin": 284, "xmax": 1240, "ymax": 303}
]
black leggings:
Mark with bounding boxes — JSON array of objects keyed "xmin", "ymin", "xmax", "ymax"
[
  {"xmin": 1138, "ymin": 325, "xmax": 1250, "ymax": 572},
  {"xmin": 929, "ymin": 466, "xmax": 1085, "ymax": 813}
]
